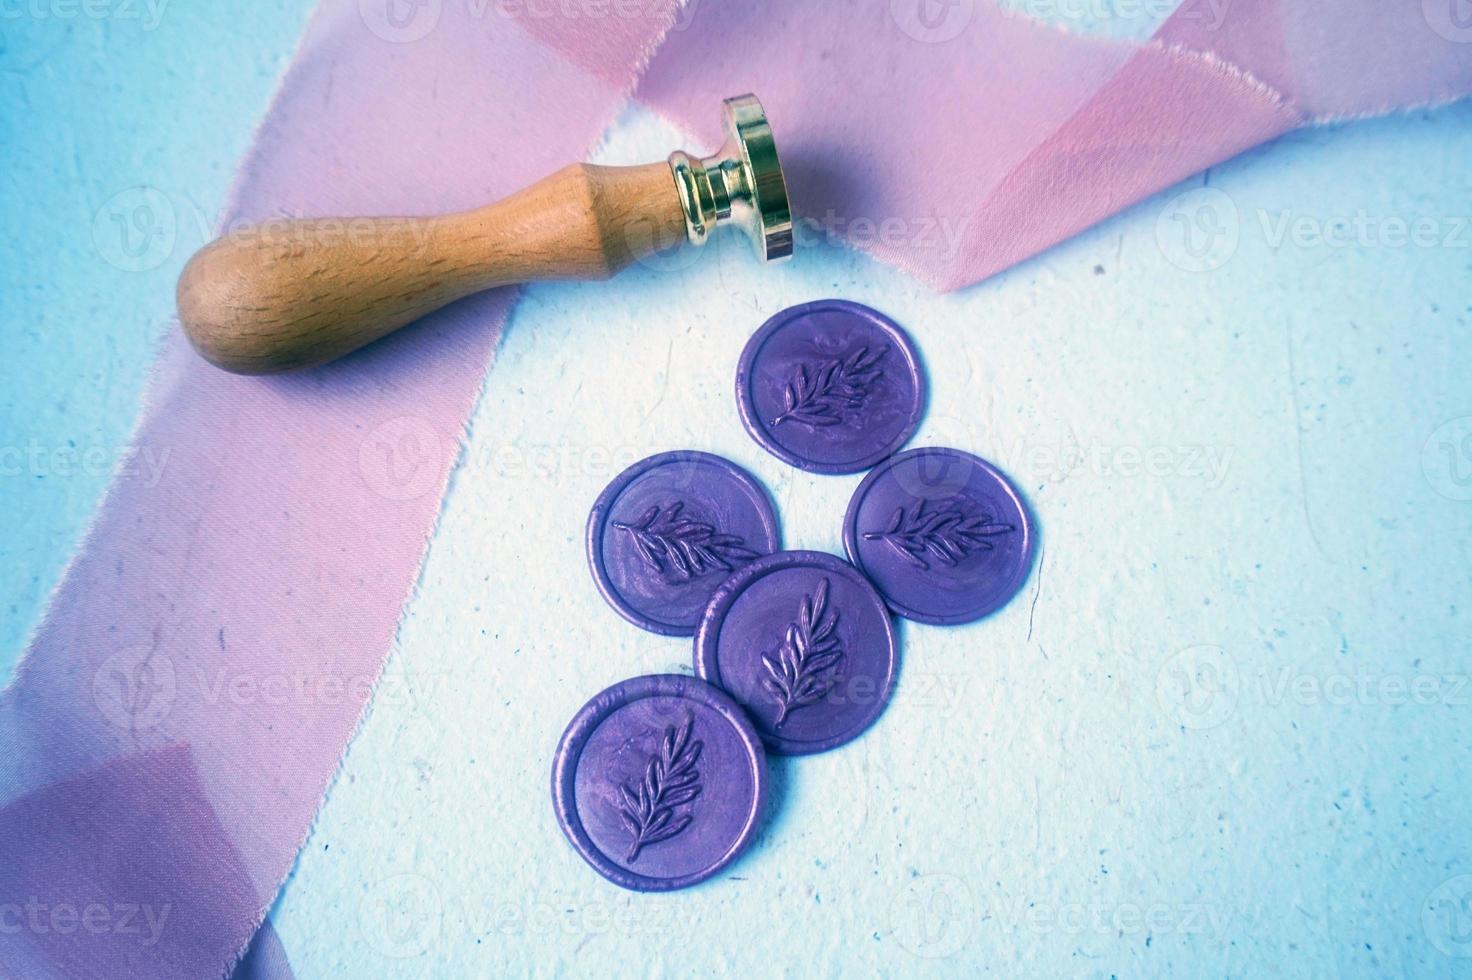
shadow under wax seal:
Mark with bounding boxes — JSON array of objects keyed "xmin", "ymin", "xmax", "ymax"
[
  {"xmin": 843, "ymin": 447, "xmax": 1035, "ymax": 625},
  {"xmin": 736, "ymin": 299, "xmax": 926, "ymax": 474},
  {"xmin": 694, "ymin": 550, "xmax": 898, "ymax": 755},
  {"xmin": 551, "ymin": 674, "xmax": 768, "ymax": 892},
  {"xmin": 587, "ymin": 451, "xmax": 781, "ymax": 636}
]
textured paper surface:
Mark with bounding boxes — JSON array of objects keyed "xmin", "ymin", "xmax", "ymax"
[
  {"xmin": 1, "ymin": 1, "xmax": 1467, "ymax": 976},
  {"xmin": 273, "ymin": 103, "xmax": 1472, "ymax": 975}
]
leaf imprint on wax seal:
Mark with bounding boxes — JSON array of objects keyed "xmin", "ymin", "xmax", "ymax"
[
  {"xmin": 613, "ymin": 502, "xmax": 759, "ymax": 581},
  {"xmin": 760, "ymin": 578, "xmax": 845, "ymax": 728},
  {"xmin": 617, "ymin": 716, "xmax": 704, "ymax": 863},
  {"xmin": 771, "ymin": 346, "xmax": 888, "ymax": 428},
  {"xmin": 863, "ymin": 499, "xmax": 1014, "ymax": 570}
]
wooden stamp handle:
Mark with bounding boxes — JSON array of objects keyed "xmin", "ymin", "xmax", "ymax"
[{"xmin": 177, "ymin": 162, "xmax": 686, "ymax": 374}]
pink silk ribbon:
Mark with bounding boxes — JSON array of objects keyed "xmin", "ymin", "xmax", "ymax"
[
  {"xmin": 635, "ymin": 0, "xmax": 1472, "ymax": 289},
  {"xmin": 0, "ymin": 2, "xmax": 684, "ymax": 977},
  {"xmin": 1, "ymin": 1, "xmax": 1466, "ymax": 976}
]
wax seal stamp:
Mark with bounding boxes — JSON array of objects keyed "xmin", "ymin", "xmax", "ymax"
[
  {"xmin": 695, "ymin": 550, "xmax": 898, "ymax": 754},
  {"xmin": 588, "ymin": 451, "xmax": 780, "ymax": 635},
  {"xmin": 178, "ymin": 94, "xmax": 791, "ymax": 374},
  {"xmin": 551, "ymin": 674, "xmax": 768, "ymax": 891},
  {"xmin": 736, "ymin": 300, "xmax": 926, "ymax": 474},
  {"xmin": 843, "ymin": 447, "xmax": 1034, "ymax": 625}
]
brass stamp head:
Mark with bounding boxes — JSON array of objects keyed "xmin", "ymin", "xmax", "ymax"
[{"xmin": 669, "ymin": 94, "xmax": 794, "ymax": 263}]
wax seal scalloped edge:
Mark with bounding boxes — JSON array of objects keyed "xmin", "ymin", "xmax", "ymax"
[
  {"xmin": 735, "ymin": 299, "xmax": 928, "ymax": 475},
  {"xmin": 551, "ymin": 673, "xmax": 768, "ymax": 892}
]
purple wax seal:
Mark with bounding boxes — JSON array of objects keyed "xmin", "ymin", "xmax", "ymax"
[
  {"xmin": 735, "ymin": 299, "xmax": 926, "ymax": 474},
  {"xmin": 694, "ymin": 550, "xmax": 898, "ymax": 755},
  {"xmin": 588, "ymin": 451, "xmax": 780, "ymax": 636},
  {"xmin": 843, "ymin": 447, "xmax": 1035, "ymax": 625},
  {"xmin": 552, "ymin": 674, "xmax": 768, "ymax": 891}
]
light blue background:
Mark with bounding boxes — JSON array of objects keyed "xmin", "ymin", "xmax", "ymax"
[{"xmin": 3, "ymin": 3, "xmax": 1471, "ymax": 977}]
